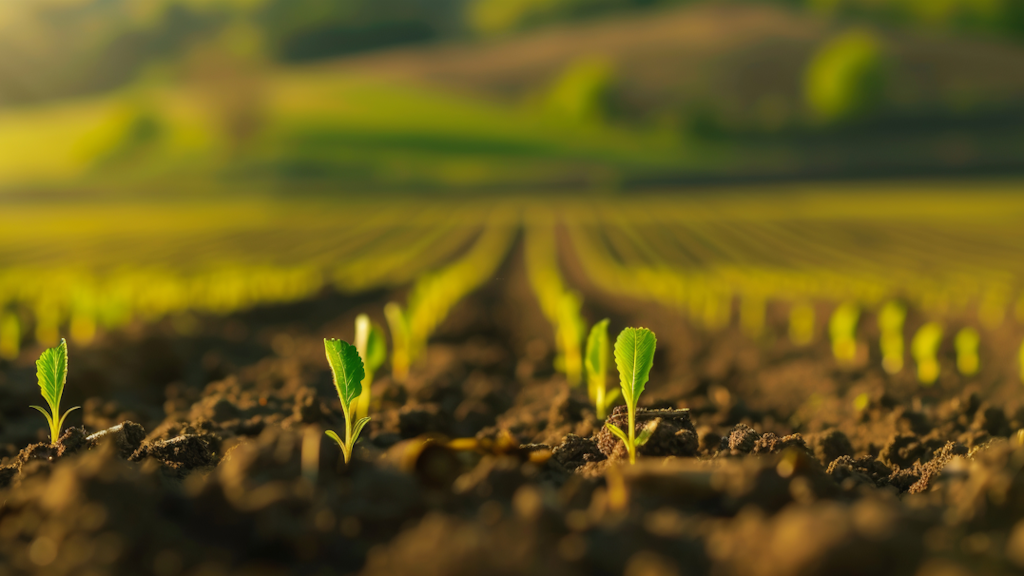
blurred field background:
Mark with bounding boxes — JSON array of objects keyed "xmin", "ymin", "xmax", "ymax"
[
  {"xmin": 2, "ymin": 0, "xmax": 1024, "ymax": 360},
  {"xmin": 4, "ymin": 0, "xmax": 1024, "ymax": 192}
]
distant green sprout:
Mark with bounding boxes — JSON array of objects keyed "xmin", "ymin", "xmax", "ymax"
[
  {"xmin": 384, "ymin": 302, "xmax": 410, "ymax": 383},
  {"xmin": 878, "ymin": 301, "xmax": 906, "ymax": 374},
  {"xmin": 605, "ymin": 327, "xmax": 657, "ymax": 465},
  {"xmin": 584, "ymin": 319, "xmax": 620, "ymax": 419},
  {"xmin": 30, "ymin": 338, "xmax": 80, "ymax": 445},
  {"xmin": 789, "ymin": 301, "xmax": 815, "ymax": 346},
  {"xmin": 323, "ymin": 338, "xmax": 370, "ymax": 465},
  {"xmin": 912, "ymin": 322, "xmax": 943, "ymax": 385},
  {"xmin": 1019, "ymin": 338, "xmax": 1024, "ymax": 385},
  {"xmin": 0, "ymin": 311, "xmax": 19, "ymax": 360},
  {"xmin": 354, "ymin": 314, "xmax": 387, "ymax": 421},
  {"xmin": 740, "ymin": 294, "xmax": 766, "ymax": 339},
  {"xmin": 34, "ymin": 301, "xmax": 61, "ymax": 348},
  {"xmin": 555, "ymin": 291, "xmax": 585, "ymax": 387},
  {"xmin": 829, "ymin": 302, "xmax": 860, "ymax": 364},
  {"xmin": 853, "ymin": 392, "xmax": 871, "ymax": 412},
  {"xmin": 955, "ymin": 327, "xmax": 980, "ymax": 377}
]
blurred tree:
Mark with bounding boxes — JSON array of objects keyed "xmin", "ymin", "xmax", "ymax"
[
  {"xmin": 543, "ymin": 57, "xmax": 616, "ymax": 123},
  {"xmin": 803, "ymin": 29, "xmax": 887, "ymax": 124},
  {"xmin": 185, "ymin": 19, "xmax": 268, "ymax": 152},
  {"xmin": 470, "ymin": 0, "xmax": 671, "ymax": 35},
  {"xmin": 259, "ymin": 0, "xmax": 463, "ymax": 62}
]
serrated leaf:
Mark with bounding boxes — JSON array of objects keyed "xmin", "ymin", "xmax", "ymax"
[
  {"xmin": 606, "ymin": 422, "xmax": 630, "ymax": 446},
  {"xmin": 36, "ymin": 338, "xmax": 68, "ymax": 412},
  {"xmin": 585, "ymin": 318, "xmax": 609, "ymax": 387},
  {"xmin": 614, "ymin": 327, "xmax": 657, "ymax": 408},
  {"xmin": 324, "ymin": 338, "xmax": 365, "ymax": 409}
]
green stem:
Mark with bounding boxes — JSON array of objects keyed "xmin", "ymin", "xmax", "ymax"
[
  {"xmin": 596, "ymin": 383, "xmax": 606, "ymax": 420},
  {"xmin": 341, "ymin": 403, "xmax": 353, "ymax": 464},
  {"xmin": 627, "ymin": 403, "xmax": 636, "ymax": 464},
  {"xmin": 49, "ymin": 404, "xmax": 59, "ymax": 445}
]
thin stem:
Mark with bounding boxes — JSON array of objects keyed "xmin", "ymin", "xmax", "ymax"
[
  {"xmin": 627, "ymin": 403, "xmax": 636, "ymax": 464},
  {"xmin": 341, "ymin": 402, "xmax": 353, "ymax": 464},
  {"xmin": 596, "ymin": 382, "xmax": 606, "ymax": 420}
]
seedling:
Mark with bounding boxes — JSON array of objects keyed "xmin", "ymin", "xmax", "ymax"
[
  {"xmin": 384, "ymin": 302, "xmax": 410, "ymax": 383},
  {"xmin": 30, "ymin": 338, "xmax": 80, "ymax": 445},
  {"xmin": 829, "ymin": 302, "xmax": 859, "ymax": 364},
  {"xmin": 878, "ymin": 301, "xmax": 906, "ymax": 374},
  {"xmin": 0, "ymin": 311, "xmax": 19, "ymax": 360},
  {"xmin": 555, "ymin": 291, "xmax": 585, "ymax": 387},
  {"xmin": 524, "ymin": 222, "xmax": 585, "ymax": 387},
  {"xmin": 354, "ymin": 314, "xmax": 387, "ymax": 421},
  {"xmin": 788, "ymin": 301, "xmax": 814, "ymax": 346},
  {"xmin": 605, "ymin": 327, "xmax": 657, "ymax": 464},
  {"xmin": 955, "ymin": 327, "xmax": 980, "ymax": 376},
  {"xmin": 740, "ymin": 294, "xmax": 766, "ymax": 339},
  {"xmin": 1019, "ymin": 338, "xmax": 1024, "ymax": 385},
  {"xmin": 323, "ymin": 338, "xmax": 370, "ymax": 465},
  {"xmin": 911, "ymin": 322, "xmax": 943, "ymax": 385},
  {"xmin": 584, "ymin": 318, "xmax": 620, "ymax": 419}
]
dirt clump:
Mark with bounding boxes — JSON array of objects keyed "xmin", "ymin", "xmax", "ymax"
[{"xmin": 596, "ymin": 406, "xmax": 698, "ymax": 460}]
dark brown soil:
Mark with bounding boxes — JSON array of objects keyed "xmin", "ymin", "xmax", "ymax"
[{"xmin": 2, "ymin": 245, "xmax": 1024, "ymax": 576}]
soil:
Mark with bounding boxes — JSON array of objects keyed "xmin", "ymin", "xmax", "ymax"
[{"xmin": 2, "ymin": 242, "xmax": 1024, "ymax": 576}]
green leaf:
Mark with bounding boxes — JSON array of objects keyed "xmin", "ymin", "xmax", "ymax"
[
  {"xmin": 355, "ymin": 314, "xmax": 387, "ymax": 377},
  {"xmin": 606, "ymin": 422, "xmax": 630, "ymax": 446},
  {"xmin": 351, "ymin": 416, "xmax": 371, "ymax": 445},
  {"xmin": 384, "ymin": 302, "xmax": 409, "ymax": 351},
  {"xmin": 585, "ymin": 318, "xmax": 609, "ymax": 387},
  {"xmin": 324, "ymin": 338, "xmax": 365, "ymax": 409},
  {"xmin": 603, "ymin": 388, "xmax": 621, "ymax": 410},
  {"xmin": 613, "ymin": 327, "xmax": 657, "ymax": 408},
  {"xmin": 36, "ymin": 338, "xmax": 68, "ymax": 413},
  {"xmin": 30, "ymin": 405, "xmax": 54, "ymax": 428},
  {"xmin": 57, "ymin": 406, "xmax": 81, "ymax": 432},
  {"xmin": 365, "ymin": 324, "xmax": 387, "ymax": 375},
  {"xmin": 636, "ymin": 422, "xmax": 656, "ymax": 447},
  {"xmin": 324, "ymin": 429, "xmax": 344, "ymax": 449}
]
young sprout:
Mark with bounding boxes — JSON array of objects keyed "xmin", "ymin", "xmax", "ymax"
[
  {"xmin": 740, "ymin": 294, "xmax": 766, "ymax": 339},
  {"xmin": 1019, "ymin": 338, "xmax": 1024, "ymax": 385},
  {"xmin": 829, "ymin": 302, "xmax": 859, "ymax": 364},
  {"xmin": 0, "ymin": 311, "xmax": 19, "ymax": 360},
  {"xmin": 911, "ymin": 322, "xmax": 943, "ymax": 385},
  {"xmin": 323, "ymin": 338, "xmax": 370, "ymax": 465},
  {"xmin": 605, "ymin": 327, "xmax": 657, "ymax": 464},
  {"xmin": 955, "ymin": 327, "xmax": 980, "ymax": 376},
  {"xmin": 788, "ymin": 301, "xmax": 815, "ymax": 346},
  {"xmin": 30, "ymin": 338, "xmax": 80, "ymax": 445},
  {"xmin": 555, "ymin": 291, "xmax": 585, "ymax": 387},
  {"xmin": 384, "ymin": 302, "xmax": 410, "ymax": 383},
  {"xmin": 878, "ymin": 300, "xmax": 906, "ymax": 374},
  {"xmin": 354, "ymin": 314, "xmax": 387, "ymax": 421},
  {"xmin": 584, "ymin": 319, "xmax": 620, "ymax": 419}
]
